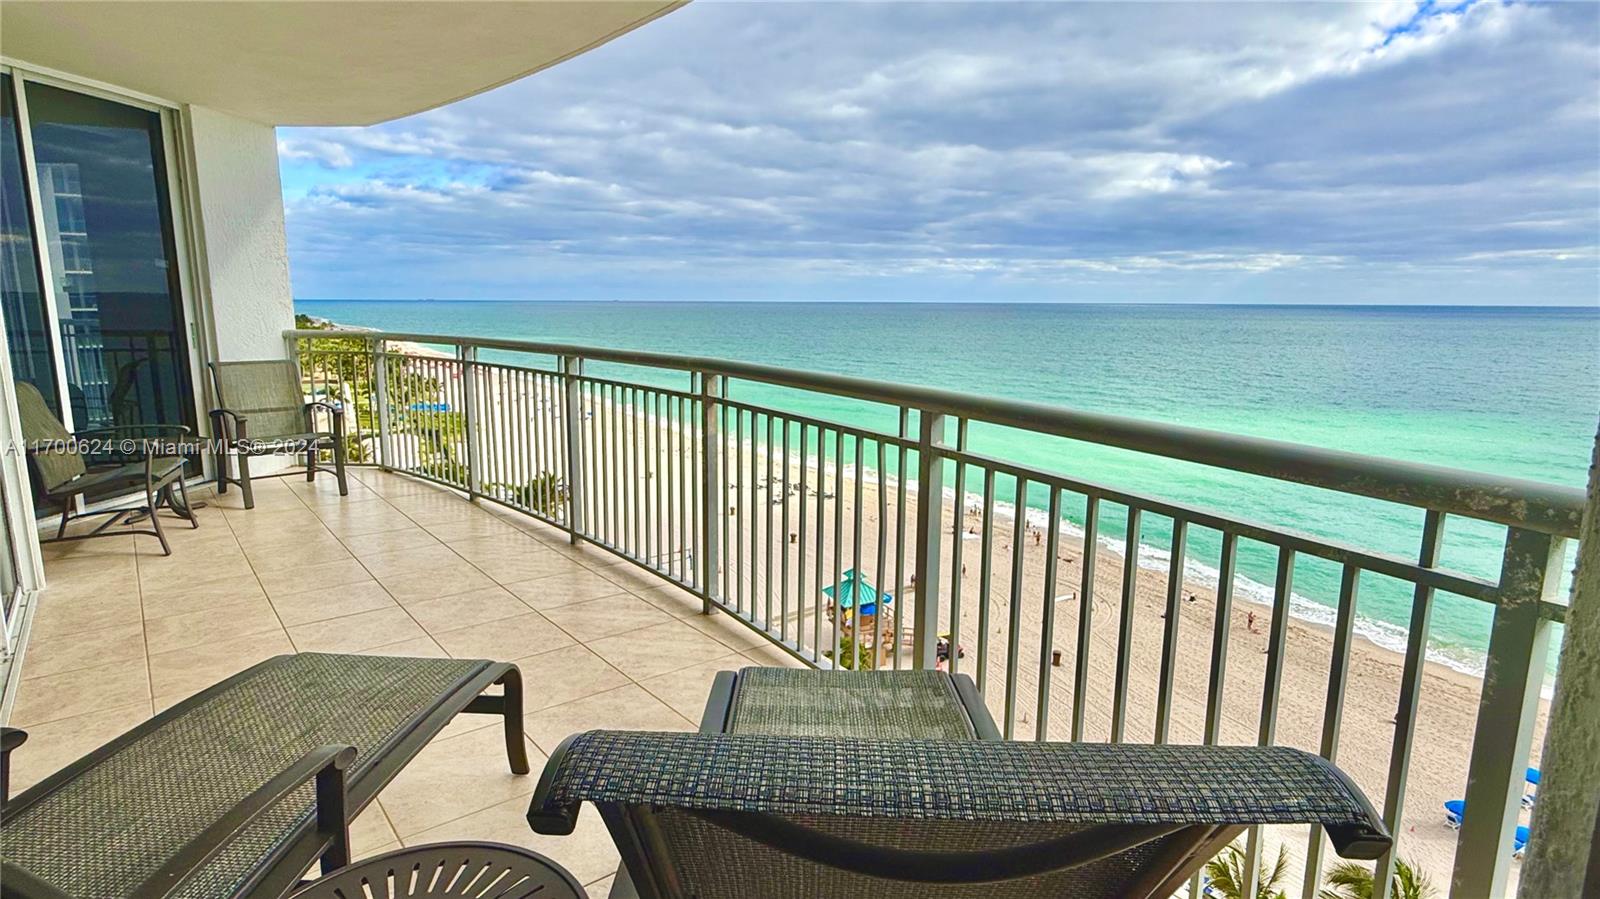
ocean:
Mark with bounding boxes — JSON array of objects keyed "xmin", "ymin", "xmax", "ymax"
[{"xmin": 297, "ymin": 300, "xmax": 1599, "ymax": 676}]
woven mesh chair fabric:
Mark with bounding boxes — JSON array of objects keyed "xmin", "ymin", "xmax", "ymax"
[
  {"xmin": 652, "ymin": 810, "xmax": 1177, "ymax": 898},
  {"xmin": 1, "ymin": 653, "xmax": 492, "ymax": 899},
  {"xmin": 538, "ymin": 730, "xmax": 1376, "ymax": 827},
  {"xmin": 211, "ymin": 361, "xmax": 309, "ymax": 441},
  {"xmin": 727, "ymin": 668, "xmax": 978, "ymax": 740},
  {"xmin": 14, "ymin": 380, "xmax": 84, "ymax": 490}
]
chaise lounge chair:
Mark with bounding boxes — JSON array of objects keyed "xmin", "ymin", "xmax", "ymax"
[
  {"xmin": 14, "ymin": 380, "xmax": 198, "ymax": 555},
  {"xmin": 0, "ymin": 653, "xmax": 528, "ymax": 899},
  {"xmin": 208, "ymin": 360, "xmax": 347, "ymax": 510},
  {"xmin": 527, "ymin": 667, "xmax": 1390, "ymax": 899},
  {"xmin": 528, "ymin": 730, "xmax": 1391, "ymax": 899}
]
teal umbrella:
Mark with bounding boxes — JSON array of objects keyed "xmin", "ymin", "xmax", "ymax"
[{"xmin": 821, "ymin": 568, "xmax": 894, "ymax": 617}]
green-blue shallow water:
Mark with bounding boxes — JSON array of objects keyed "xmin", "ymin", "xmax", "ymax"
[{"xmin": 298, "ymin": 300, "xmax": 1599, "ymax": 676}]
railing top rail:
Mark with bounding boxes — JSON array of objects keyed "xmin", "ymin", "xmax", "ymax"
[{"xmin": 289, "ymin": 328, "xmax": 1587, "ymax": 536}]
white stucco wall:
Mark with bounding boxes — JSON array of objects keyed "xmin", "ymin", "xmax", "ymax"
[{"xmin": 184, "ymin": 105, "xmax": 293, "ymax": 362}]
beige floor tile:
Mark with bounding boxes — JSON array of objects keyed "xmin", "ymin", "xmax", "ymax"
[
  {"xmin": 140, "ymin": 576, "xmax": 268, "ymax": 621},
  {"xmin": 147, "ymin": 629, "xmax": 293, "ymax": 700},
  {"xmin": 4, "ymin": 701, "xmax": 151, "ymax": 794},
  {"xmin": 539, "ymin": 593, "xmax": 673, "ymax": 643},
  {"xmin": 587, "ymin": 874, "xmax": 617, "ymax": 894},
  {"xmin": 356, "ymin": 543, "xmax": 465, "ymax": 578},
  {"xmin": 374, "ymin": 726, "xmax": 539, "ymax": 837},
  {"xmin": 468, "ymin": 552, "xmax": 594, "ymax": 586},
  {"xmin": 429, "ymin": 611, "xmax": 573, "ymax": 660},
  {"xmin": 142, "ymin": 596, "xmax": 285, "ymax": 655},
  {"xmin": 257, "ymin": 558, "xmax": 374, "ymax": 598},
  {"xmin": 636, "ymin": 655, "xmax": 745, "ymax": 723},
  {"xmin": 351, "ymin": 802, "xmax": 400, "ymax": 857},
  {"xmin": 42, "ymin": 554, "xmax": 139, "ymax": 593},
  {"xmin": 376, "ymin": 563, "xmax": 499, "ymax": 603},
  {"xmin": 589, "ymin": 563, "xmax": 675, "ymax": 594},
  {"xmin": 21, "ymin": 623, "xmax": 144, "ymax": 681},
  {"xmin": 629, "ymin": 584, "xmax": 704, "ymax": 619},
  {"xmin": 27, "ymin": 590, "xmax": 142, "ymax": 642},
  {"xmin": 10, "ymin": 658, "xmax": 152, "ymax": 728},
  {"xmin": 355, "ymin": 635, "xmax": 450, "ymax": 658},
  {"xmin": 351, "ymin": 841, "xmax": 402, "ymax": 863},
  {"xmin": 137, "ymin": 557, "xmax": 256, "ymax": 596},
  {"xmin": 423, "ymin": 517, "xmax": 525, "ymax": 543},
  {"xmin": 741, "ymin": 643, "xmax": 811, "ymax": 669},
  {"xmin": 40, "ymin": 534, "xmax": 139, "ymax": 561},
  {"xmin": 524, "ymin": 684, "xmax": 693, "ymax": 754},
  {"xmin": 402, "ymin": 586, "xmax": 534, "ymax": 635},
  {"xmin": 243, "ymin": 537, "xmax": 352, "ymax": 571},
  {"xmin": 678, "ymin": 609, "xmax": 773, "ymax": 651},
  {"xmin": 286, "ymin": 606, "xmax": 426, "ymax": 654},
  {"xmin": 337, "ymin": 527, "xmax": 440, "ymax": 557},
  {"xmin": 504, "ymin": 571, "xmax": 631, "ymax": 612},
  {"xmin": 585, "ymin": 621, "xmax": 734, "ymax": 681},
  {"xmin": 508, "ymin": 644, "xmax": 630, "ymax": 712},
  {"xmin": 442, "ymin": 533, "xmax": 547, "ymax": 561},
  {"xmin": 316, "ymin": 506, "xmax": 418, "ymax": 538},
  {"xmin": 404, "ymin": 796, "xmax": 619, "ymax": 887},
  {"xmin": 270, "ymin": 580, "xmax": 398, "ymax": 627}
]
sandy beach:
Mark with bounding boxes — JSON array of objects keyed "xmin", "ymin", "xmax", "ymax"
[{"xmin": 374, "ymin": 343, "xmax": 1545, "ymax": 893}]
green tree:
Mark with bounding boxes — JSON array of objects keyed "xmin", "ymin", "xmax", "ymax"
[
  {"xmin": 1318, "ymin": 860, "xmax": 1435, "ymax": 899},
  {"xmin": 1204, "ymin": 844, "xmax": 1290, "ymax": 899}
]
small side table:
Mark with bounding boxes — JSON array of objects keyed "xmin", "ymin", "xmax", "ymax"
[{"xmin": 290, "ymin": 842, "xmax": 586, "ymax": 899}]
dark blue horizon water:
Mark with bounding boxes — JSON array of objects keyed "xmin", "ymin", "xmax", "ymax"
[{"xmin": 299, "ymin": 299, "xmax": 1600, "ymax": 675}]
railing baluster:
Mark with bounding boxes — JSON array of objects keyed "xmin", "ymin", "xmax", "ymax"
[
  {"xmin": 874, "ymin": 438, "xmax": 888, "ymax": 670},
  {"xmin": 832, "ymin": 428, "xmax": 845, "ymax": 668},
  {"xmin": 851, "ymin": 434, "xmax": 865, "ymax": 657},
  {"xmin": 797, "ymin": 422, "xmax": 810, "ymax": 660},
  {"xmin": 976, "ymin": 468, "xmax": 997, "ymax": 692},
  {"xmin": 1111, "ymin": 507, "xmax": 1142, "ymax": 743},
  {"xmin": 893, "ymin": 408, "xmax": 910, "ymax": 671},
  {"xmin": 1304, "ymin": 562, "xmax": 1361, "ymax": 897},
  {"xmin": 911, "ymin": 411, "xmax": 948, "ymax": 671},
  {"xmin": 1371, "ymin": 510, "xmax": 1446, "ymax": 899},
  {"xmin": 781, "ymin": 417, "xmax": 792, "ymax": 645},
  {"xmin": 1036, "ymin": 486, "xmax": 1062, "ymax": 740},
  {"xmin": 815, "ymin": 427, "xmax": 827, "ymax": 664},
  {"xmin": 372, "ymin": 339, "xmax": 392, "ymax": 469},
  {"xmin": 948, "ymin": 419, "xmax": 969, "ymax": 677},
  {"xmin": 678, "ymin": 394, "xmax": 690, "ymax": 587},
  {"xmin": 1003, "ymin": 477, "xmax": 1028, "ymax": 738},
  {"xmin": 1203, "ymin": 531, "xmax": 1238, "ymax": 744},
  {"xmin": 1242, "ymin": 546, "xmax": 1296, "ymax": 899},
  {"xmin": 1154, "ymin": 518, "xmax": 1188, "ymax": 743},
  {"xmin": 697, "ymin": 374, "xmax": 722, "ymax": 614},
  {"xmin": 1071, "ymin": 495, "xmax": 1099, "ymax": 742},
  {"xmin": 766, "ymin": 415, "xmax": 776, "ymax": 631},
  {"xmin": 1452, "ymin": 527, "xmax": 1566, "ymax": 899}
]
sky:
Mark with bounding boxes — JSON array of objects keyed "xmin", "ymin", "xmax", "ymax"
[{"xmin": 278, "ymin": 1, "xmax": 1600, "ymax": 305}]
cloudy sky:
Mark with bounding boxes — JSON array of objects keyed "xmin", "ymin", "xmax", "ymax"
[{"xmin": 278, "ymin": 1, "xmax": 1599, "ymax": 304}]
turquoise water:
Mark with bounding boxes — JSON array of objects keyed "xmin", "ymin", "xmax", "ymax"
[{"xmin": 298, "ymin": 300, "xmax": 1599, "ymax": 674}]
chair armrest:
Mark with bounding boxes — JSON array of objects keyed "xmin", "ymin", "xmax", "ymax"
[
  {"xmin": 528, "ymin": 731, "xmax": 1392, "ymax": 860},
  {"xmin": 209, "ymin": 408, "xmax": 249, "ymax": 442},
  {"xmin": 130, "ymin": 744, "xmax": 357, "ymax": 899},
  {"xmin": 305, "ymin": 401, "xmax": 345, "ymax": 437},
  {"xmin": 2, "ymin": 728, "xmax": 27, "ymax": 803}
]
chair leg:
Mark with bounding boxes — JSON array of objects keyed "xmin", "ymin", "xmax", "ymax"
[
  {"xmin": 175, "ymin": 478, "xmax": 199, "ymax": 529},
  {"xmin": 305, "ymin": 443, "xmax": 317, "ymax": 482},
  {"xmin": 496, "ymin": 668, "xmax": 531, "ymax": 775},
  {"xmin": 236, "ymin": 454, "xmax": 255, "ymax": 510},
  {"xmin": 216, "ymin": 447, "xmax": 230, "ymax": 495},
  {"xmin": 146, "ymin": 482, "xmax": 171, "ymax": 556},
  {"xmin": 333, "ymin": 437, "xmax": 349, "ymax": 496},
  {"xmin": 55, "ymin": 506, "xmax": 70, "ymax": 540}
]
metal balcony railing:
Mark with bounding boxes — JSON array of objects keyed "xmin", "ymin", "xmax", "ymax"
[{"xmin": 288, "ymin": 327, "xmax": 1585, "ymax": 899}]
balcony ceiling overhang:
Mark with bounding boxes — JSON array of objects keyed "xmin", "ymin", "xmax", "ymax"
[{"xmin": 0, "ymin": 0, "xmax": 684, "ymax": 125}]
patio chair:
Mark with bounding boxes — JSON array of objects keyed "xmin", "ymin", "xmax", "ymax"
[
  {"xmin": 0, "ymin": 653, "xmax": 530, "ymax": 899},
  {"xmin": 208, "ymin": 360, "xmax": 347, "ymax": 510},
  {"xmin": 13, "ymin": 380, "xmax": 197, "ymax": 556},
  {"xmin": 528, "ymin": 730, "xmax": 1392, "ymax": 899}
]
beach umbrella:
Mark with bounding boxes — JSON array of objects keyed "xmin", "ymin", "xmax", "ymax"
[{"xmin": 821, "ymin": 568, "xmax": 894, "ymax": 618}]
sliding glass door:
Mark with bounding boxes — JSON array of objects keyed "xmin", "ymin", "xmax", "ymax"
[{"xmin": 0, "ymin": 71, "xmax": 196, "ymax": 509}]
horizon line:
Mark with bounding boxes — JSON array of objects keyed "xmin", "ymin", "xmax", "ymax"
[{"xmin": 296, "ymin": 298, "xmax": 1600, "ymax": 310}]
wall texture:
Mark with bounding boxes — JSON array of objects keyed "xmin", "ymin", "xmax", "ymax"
[{"xmin": 185, "ymin": 105, "xmax": 293, "ymax": 361}]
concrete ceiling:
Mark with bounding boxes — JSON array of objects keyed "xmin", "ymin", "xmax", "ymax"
[{"xmin": 0, "ymin": 1, "xmax": 685, "ymax": 125}]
